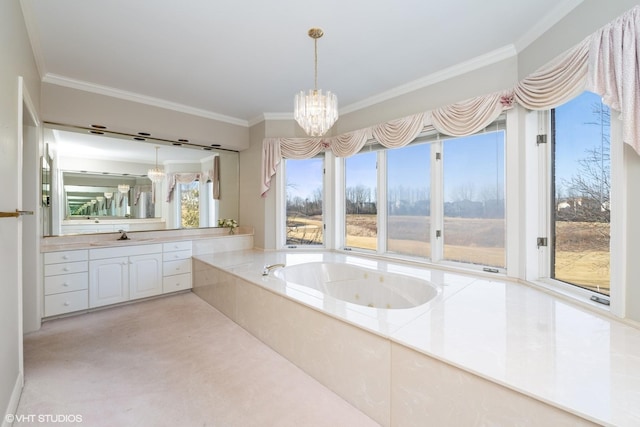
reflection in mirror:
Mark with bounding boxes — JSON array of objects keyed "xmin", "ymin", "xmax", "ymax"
[
  {"xmin": 63, "ymin": 172, "xmax": 154, "ymax": 219},
  {"xmin": 41, "ymin": 145, "xmax": 52, "ymax": 236},
  {"xmin": 46, "ymin": 127, "xmax": 239, "ymax": 236}
]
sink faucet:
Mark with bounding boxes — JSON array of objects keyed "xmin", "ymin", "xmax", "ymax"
[
  {"xmin": 117, "ymin": 229, "xmax": 130, "ymax": 240},
  {"xmin": 262, "ymin": 263, "xmax": 285, "ymax": 276}
]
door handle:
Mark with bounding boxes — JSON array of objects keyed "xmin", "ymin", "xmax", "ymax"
[{"xmin": 0, "ymin": 210, "xmax": 34, "ymax": 218}]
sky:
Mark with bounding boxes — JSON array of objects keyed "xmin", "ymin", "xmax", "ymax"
[{"xmin": 286, "ymin": 91, "xmax": 609, "ymax": 203}]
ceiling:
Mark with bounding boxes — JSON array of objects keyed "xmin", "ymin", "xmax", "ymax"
[{"xmin": 21, "ymin": 0, "xmax": 583, "ymax": 128}]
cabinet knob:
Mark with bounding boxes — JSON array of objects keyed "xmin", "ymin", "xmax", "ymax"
[
  {"xmin": 62, "ymin": 255, "xmax": 69, "ymax": 260},
  {"xmin": 176, "ymin": 267, "xmax": 181, "ymax": 271},
  {"xmin": 174, "ymin": 254, "xmax": 179, "ymax": 258},
  {"xmin": 63, "ymin": 282, "xmax": 69, "ymax": 287},
  {"xmin": 64, "ymin": 302, "xmax": 70, "ymax": 306},
  {"xmin": 63, "ymin": 267, "xmax": 69, "ymax": 272},
  {"xmin": 175, "ymin": 283, "xmax": 180, "ymax": 287}
]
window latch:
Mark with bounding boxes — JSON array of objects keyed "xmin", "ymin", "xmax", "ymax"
[
  {"xmin": 536, "ymin": 134, "xmax": 548, "ymax": 145},
  {"xmin": 537, "ymin": 237, "xmax": 548, "ymax": 248}
]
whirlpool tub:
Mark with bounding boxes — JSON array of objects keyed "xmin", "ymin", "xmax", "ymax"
[{"xmin": 273, "ymin": 261, "xmax": 437, "ymax": 309}]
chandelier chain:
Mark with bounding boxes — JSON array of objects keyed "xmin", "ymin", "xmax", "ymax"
[{"xmin": 314, "ymin": 37, "xmax": 318, "ymax": 91}]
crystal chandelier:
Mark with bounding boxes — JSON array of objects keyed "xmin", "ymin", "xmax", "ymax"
[
  {"xmin": 294, "ymin": 28, "xmax": 338, "ymax": 137},
  {"xmin": 147, "ymin": 146, "xmax": 165, "ymax": 183}
]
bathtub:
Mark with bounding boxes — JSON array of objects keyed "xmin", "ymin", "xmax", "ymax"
[
  {"xmin": 273, "ymin": 261, "xmax": 437, "ymax": 309},
  {"xmin": 193, "ymin": 250, "xmax": 613, "ymax": 426}
]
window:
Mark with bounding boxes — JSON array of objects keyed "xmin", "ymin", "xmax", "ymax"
[
  {"xmin": 551, "ymin": 91, "xmax": 610, "ymax": 295},
  {"xmin": 280, "ymin": 120, "xmax": 506, "ymax": 272},
  {"xmin": 442, "ymin": 131, "xmax": 505, "ymax": 268},
  {"xmin": 285, "ymin": 157, "xmax": 324, "ymax": 246},
  {"xmin": 179, "ymin": 181, "xmax": 200, "ymax": 228},
  {"xmin": 345, "ymin": 151, "xmax": 377, "ymax": 251},
  {"xmin": 387, "ymin": 143, "xmax": 430, "ymax": 258}
]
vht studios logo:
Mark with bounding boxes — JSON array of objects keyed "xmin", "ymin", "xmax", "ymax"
[{"xmin": 5, "ymin": 413, "xmax": 83, "ymax": 423}]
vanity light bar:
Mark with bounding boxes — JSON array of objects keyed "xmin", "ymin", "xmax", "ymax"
[{"xmin": 45, "ymin": 121, "xmax": 238, "ymax": 153}]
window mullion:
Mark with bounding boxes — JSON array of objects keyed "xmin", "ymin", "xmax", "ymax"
[
  {"xmin": 539, "ymin": 110, "xmax": 551, "ymax": 280},
  {"xmin": 431, "ymin": 141, "xmax": 443, "ymax": 262},
  {"xmin": 377, "ymin": 150, "xmax": 387, "ymax": 255}
]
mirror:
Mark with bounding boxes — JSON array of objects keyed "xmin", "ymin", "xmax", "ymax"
[
  {"xmin": 63, "ymin": 172, "xmax": 153, "ymax": 218},
  {"xmin": 46, "ymin": 127, "xmax": 239, "ymax": 236},
  {"xmin": 41, "ymin": 145, "xmax": 52, "ymax": 236}
]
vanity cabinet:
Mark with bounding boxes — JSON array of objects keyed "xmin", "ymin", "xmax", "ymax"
[
  {"xmin": 43, "ymin": 240, "xmax": 196, "ymax": 317},
  {"xmin": 89, "ymin": 244, "xmax": 163, "ymax": 308},
  {"xmin": 43, "ymin": 250, "xmax": 89, "ymax": 317},
  {"xmin": 162, "ymin": 241, "xmax": 192, "ymax": 293}
]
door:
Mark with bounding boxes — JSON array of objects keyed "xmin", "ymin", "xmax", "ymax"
[
  {"xmin": 129, "ymin": 253, "xmax": 162, "ymax": 300},
  {"xmin": 89, "ymin": 257, "xmax": 129, "ymax": 307}
]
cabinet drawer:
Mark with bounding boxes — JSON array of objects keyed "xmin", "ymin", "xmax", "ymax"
[
  {"xmin": 44, "ymin": 261, "xmax": 88, "ymax": 277},
  {"xmin": 162, "ymin": 249, "xmax": 192, "ymax": 262},
  {"xmin": 163, "ymin": 241, "xmax": 191, "ymax": 252},
  {"xmin": 44, "ymin": 290, "xmax": 88, "ymax": 317},
  {"xmin": 163, "ymin": 259, "xmax": 191, "ymax": 276},
  {"xmin": 44, "ymin": 250, "xmax": 88, "ymax": 265},
  {"xmin": 44, "ymin": 272, "xmax": 88, "ymax": 295},
  {"xmin": 162, "ymin": 273, "xmax": 192, "ymax": 293},
  {"xmin": 90, "ymin": 243, "xmax": 162, "ymax": 260}
]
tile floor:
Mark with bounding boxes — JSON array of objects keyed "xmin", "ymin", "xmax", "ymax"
[{"xmin": 15, "ymin": 292, "xmax": 378, "ymax": 426}]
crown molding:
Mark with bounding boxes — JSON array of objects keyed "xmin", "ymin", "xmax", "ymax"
[
  {"xmin": 514, "ymin": 0, "xmax": 584, "ymax": 52},
  {"xmin": 255, "ymin": 45, "xmax": 517, "ymax": 121},
  {"xmin": 42, "ymin": 73, "xmax": 250, "ymax": 128},
  {"xmin": 20, "ymin": 0, "xmax": 47, "ymax": 79},
  {"xmin": 339, "ymin": 44, "xmax": 517, "ymax": 115}
]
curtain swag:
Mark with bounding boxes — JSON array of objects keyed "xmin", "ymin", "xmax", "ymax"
[
  {"xmin": 166, "ymin": 169, "xmax": 220, "ymax": 203},
  {"xmin": 261, "ymin": 5, "xmax": 640, "ymax": 197}
]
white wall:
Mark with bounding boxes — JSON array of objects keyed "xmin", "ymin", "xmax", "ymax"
[
  {"xmin": 0, "ymin": 0, "xmax": 41, "ymax": 423},
  {"xmin": 41, "ymin": 83, "xmax": 249, "ymax": 152}
]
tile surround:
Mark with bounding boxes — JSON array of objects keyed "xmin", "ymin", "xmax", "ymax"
[{"xmin": 193, "ymin": 249, "xmax": 640, "ymax": 426}]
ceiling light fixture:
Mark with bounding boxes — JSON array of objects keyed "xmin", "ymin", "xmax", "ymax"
[
  {"xmin": 294, "ymin": 27, "xmax": 338, "ymax": 137},
  {"xmin": 147, "ymin": 146, "xmax": 165, "ymax": 183},
  {"xmin": 118, "ymin": 184, "xmax": 130, "ymax": 193}
]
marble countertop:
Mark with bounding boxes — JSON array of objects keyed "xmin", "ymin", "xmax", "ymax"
[
  {"xmin": 41, "ymin": 227, "xmax": 252, "ymax": 252},
  {"xmin": 193, "ymin": 249, "xmax": 640, "ymax": 427}
]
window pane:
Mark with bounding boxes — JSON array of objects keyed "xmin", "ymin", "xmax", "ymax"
[
  {"xmin": 180, "ymin": 181, "xmax": 199, "ymax": 228},
  {"xmin": 387, "ymin": 143, "xmax": 430, "ymax": 258},
  {"xmin": 345, "ymin": 151, "xmax": 377, "ymax": 250},
  {"xmin": 443, "ymin": 131, "xmax": 505, "ymax": 267},
  {"xmin": 552, "ymin": 92, "xmax": 610, "ymax": 295},
  {"xmin": 285, "ymin": 158, "xmax": 323, "ymax": 245}
]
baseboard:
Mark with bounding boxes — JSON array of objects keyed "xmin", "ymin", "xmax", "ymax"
[{"xmin": 2, "ymin": 372, "xmax": 23, "ymax": 427}]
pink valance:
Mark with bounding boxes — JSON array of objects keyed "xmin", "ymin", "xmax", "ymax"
[
  {"xmin": 587, "ymin": 5, "xmax": 640, "ymax": 154},
  {"xmin": 432, "ymin": 91, "xmax": 514, "ymax": 136},
  {"xmin": 261, "ymin": 5, "xmax": 640, "ymax": 196}
]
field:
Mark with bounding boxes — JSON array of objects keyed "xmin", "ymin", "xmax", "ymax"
[{"xmin": 287, "ymin": 214, "xmax": 610, "ymax": 295}]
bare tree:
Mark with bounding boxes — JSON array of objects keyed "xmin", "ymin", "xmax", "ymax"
[
  {"xmin": 563, "ymin": 103, "xmax": 610, "ymax": 225},
  {"xmin": 451, "ymin": 183, "xmax": 476, "ymax": 202}
]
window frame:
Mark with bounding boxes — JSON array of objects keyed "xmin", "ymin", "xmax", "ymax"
[
  {"xmin": 175, "ymin": 180, "xmax": 201, "ymax": 229},
  {"xmin": 337, "ymin": 119, "xmax": 508, "ymax": 273},
  {"xmin": 278, "ymin": 154, "xmax": 328, "ymax": 249},
  {"xmin": 528, "ymin": 95, "xmax": 625, "ymax": 313}
]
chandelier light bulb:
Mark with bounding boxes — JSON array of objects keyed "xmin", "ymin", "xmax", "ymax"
[
  {"xmin": 294, "ymin": 28, "xmax": 338, "ymax": 137},
  {"xmin": 147, "ymin": 146, "xmax": 165, "ymax": 183}
]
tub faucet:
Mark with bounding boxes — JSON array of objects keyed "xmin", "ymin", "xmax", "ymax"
[
  {"xmin": 262, "ymin": 263, "xmax": 285, "ymax": 276},
  {"xmin": 117, "ymin": 229, "xmax": 130, "ymax": 240}
]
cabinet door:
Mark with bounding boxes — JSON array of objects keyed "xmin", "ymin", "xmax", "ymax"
[
  {"xmin": 129, "ymin": 253, "xmax": 163, "ymax": 300},
  {"xmin": 89, "ymin": 257, "xmax": 129, "ymax": 308}
]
